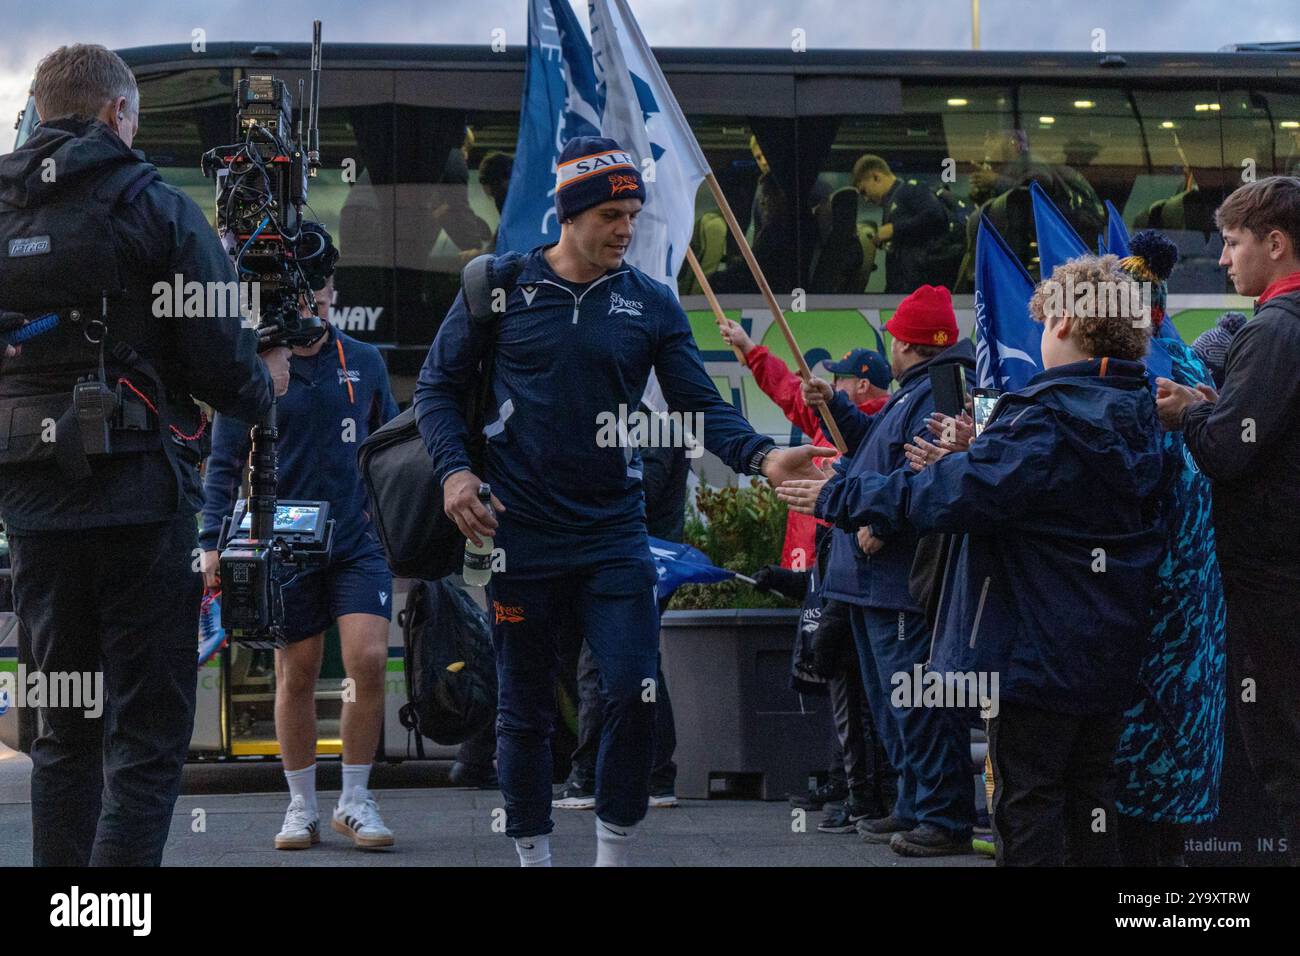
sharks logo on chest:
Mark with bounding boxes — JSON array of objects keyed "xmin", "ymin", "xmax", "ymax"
[{"xmin": 608, "ymin": 291, "xmax": 643, "ymax": 317}]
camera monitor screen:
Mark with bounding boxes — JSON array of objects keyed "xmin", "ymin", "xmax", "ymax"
[{"xmin": 237, "ymin": 503, "xmax": 324, "ymax": 534}]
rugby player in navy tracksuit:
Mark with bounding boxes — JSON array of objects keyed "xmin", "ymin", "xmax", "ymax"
[
  {"xmin": 414, "ymin": 136, "xmax": 833, "ymax": 866},
  {"xmin": 201, "ymin": 275, "xmax": 400, "ymax": 851}
]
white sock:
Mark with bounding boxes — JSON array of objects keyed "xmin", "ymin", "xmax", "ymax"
[
  {"xmin": 515, "ymin": 835, "xmax": 552, "ymax": 867},
  {"xmin": 340, "ymin": 763, "xmax": 372, "ymax": 807},
  {"xmin": 284, "ymin": 764, "xmax": 317, "ymax": 815},
  {"xmin": 595, "ymin": 817, "xmax": 635, "ymax": 867}
]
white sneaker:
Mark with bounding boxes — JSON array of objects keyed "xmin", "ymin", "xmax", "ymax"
[
  {"xmin": 274, "ymin": 795, "xmax": 320, "ymax": 850},
  {"xmin": 648, "ymin": 792, "xmax": 679, "ymax": 808},
  {"xmin": 332, "ymin": 788, "xmax": 395, "ymax": 849}
]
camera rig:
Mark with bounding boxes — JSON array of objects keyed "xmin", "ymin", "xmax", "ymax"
[{"xmin": 204, "ymin": 21, "xmax": 335, "ymax": 648}]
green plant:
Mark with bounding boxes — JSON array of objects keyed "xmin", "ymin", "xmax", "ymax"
[{"xmin": 668, "ymin": 479, "xmax": 797, "ymax": 611}]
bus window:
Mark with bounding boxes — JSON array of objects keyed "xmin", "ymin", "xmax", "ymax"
[
  {"xmin": 1128, "ymin": 86, "xmax": 1227, "ymax": 292},
  {"xmin": 130, "ymin": 68, "xmax": 238, "ymax": 224},
  {"xmin": 958, "ymin": 83, "xmax": 1114, "ymax": 284},
  {"xmin": 677, "ymin": 114, "xmax": 772, "ymax": 297},
  {"xmin": 1220, "ymin": 85, "xmax": 1300, "ymax": 179},
  {"xmin": 816, "ymin": 83, "xmax": 1014, "ymax": 294},
  {"xmin": 385, "ymin": 71, "xmax": 521, "ymax": 348}
]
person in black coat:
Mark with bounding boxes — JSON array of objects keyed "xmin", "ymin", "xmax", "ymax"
[
  {"xmin": 1157, "ymin": 176, "xmax": 1300, "ymax": 865},
  {"xmin": 853, "ymin": 155, "xmax": 949, "ymax": 294}
]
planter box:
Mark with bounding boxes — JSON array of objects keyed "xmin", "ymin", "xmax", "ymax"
[{"xmin": 660, "ymin": 608, "xmax": 827, "ymax": 800}]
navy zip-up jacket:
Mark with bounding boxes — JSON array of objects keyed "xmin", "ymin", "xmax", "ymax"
[
  {"xmin": 412, "ymin": 245, "xmax": 773, "ymax": 567},
  {"xmin": 200, "ymin": 325, "xmax": 399, "ymax": 556},
  {"xmin": 816, "ymin": 357, "xmax": 1166, "ymax": 715},
  {"xmin": 815, "ymin": 338, "xmax": 976, "ymax": 611}
]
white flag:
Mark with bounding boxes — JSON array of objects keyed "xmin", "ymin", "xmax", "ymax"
[{"xmin": 588, "ymin": 0, "xmax": 711, "ymax": 291}]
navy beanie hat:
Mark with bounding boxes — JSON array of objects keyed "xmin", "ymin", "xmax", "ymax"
[{"xmin": 554, "ymin": 136, "xmax": 646, "ymax": 222}]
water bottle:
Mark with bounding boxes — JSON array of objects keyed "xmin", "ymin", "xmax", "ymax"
[{"xmin": 462, "ymin": 483, "xmax": 494, "ymax": 587}]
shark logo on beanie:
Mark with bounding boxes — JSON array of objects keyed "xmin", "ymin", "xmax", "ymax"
[{"xmin": 554, "ymin": 136, "xmax": 647, "ymax": 221}]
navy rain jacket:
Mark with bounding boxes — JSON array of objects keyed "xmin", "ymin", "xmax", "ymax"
[
  {"xmin": 816, "ymin": 337, "xmax": 976, "ymax": 612},
  {"xmin": 816, "ymin": 357, "xmax": 1166, "ymax": 715}
]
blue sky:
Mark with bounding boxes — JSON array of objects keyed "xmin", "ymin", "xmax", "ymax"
[{"xmin": 4, "ymin": 0, "xmax": 1299, "ymax": 153}]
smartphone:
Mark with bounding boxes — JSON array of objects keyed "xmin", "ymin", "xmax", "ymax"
[
  {"xmin": 929, "ymin": 364, "xmax": 967, "ymax": 417},
  {"xmin": 971, "ymin": 387, "xmax": 1002, "ymax": 437}
]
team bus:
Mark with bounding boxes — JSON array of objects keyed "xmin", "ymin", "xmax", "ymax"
[{"xmin": 3, "ymin": 41, "xmax": 1289, "ymax": 760}]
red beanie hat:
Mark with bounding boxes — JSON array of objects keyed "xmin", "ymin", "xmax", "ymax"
[{"xmin": 885, "ymin": 285, "xmax": 958, "ymax": 347}]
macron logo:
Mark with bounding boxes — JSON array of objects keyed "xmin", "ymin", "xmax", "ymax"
[
  {"xmin": 609, "ymin": 291, "xmax": 643, "ymax": 317},
  {"xmin": 379, "ymin": 591, "xmax": 388, "ymax": 606},
  {"xmin": 520, "ymin": 285, "xmax": 538, "ymax": 306}
]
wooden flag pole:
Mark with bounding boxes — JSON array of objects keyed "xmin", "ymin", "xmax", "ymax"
[
  {"xmin": 700, "ymin": 172, "xmax": 847, "ymax": 454},
  {"xmin": 685, "ymin": 247, "xmax": 746, "ymax": 364}
]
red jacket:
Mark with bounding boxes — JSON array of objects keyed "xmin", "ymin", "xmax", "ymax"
[{"xmin": 745, "ymin": 345, "xmax": 889, "ymax": 569}]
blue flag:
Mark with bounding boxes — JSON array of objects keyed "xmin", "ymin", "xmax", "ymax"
[
  {"xmin": 1030, "ymin": 180, "xmax": 1088, "ymax": 280},
  {"xmin": 974, "ymin": 215, "xmax": 1042, "ymax": 391},
  {"xmin": 495, "ymin": 0, "xmax": 602, "ymax": 254},
  {"xmin": 1105, "ymin": 200, "xmax": 1131, "ymax": 259},
  {"xmin": 1143, "ymin": 333, "xmax": 1175, "ymax": 384},
  {"xmin": 648, "ymin": 537, "xmax": 734, "ymax": 600}
]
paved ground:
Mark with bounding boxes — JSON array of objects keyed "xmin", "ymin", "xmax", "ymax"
[{"xmin": 0, "ymin": 744, "xmax": 993, "ymax": 867}]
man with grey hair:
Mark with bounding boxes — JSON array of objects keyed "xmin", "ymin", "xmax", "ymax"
[{"xmin": 0, "ymin": 43, "xmax": 290, "ymax": 866}]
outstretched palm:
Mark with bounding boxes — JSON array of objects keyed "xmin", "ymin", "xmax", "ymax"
[{"xmin": 761, "ymin": 445, "xmax": 837, "ymax": 487}]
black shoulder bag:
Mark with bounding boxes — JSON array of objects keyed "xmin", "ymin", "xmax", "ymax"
[{"xmin": 358, "ymin": 253, "xmax": 522, "ymax": 580}]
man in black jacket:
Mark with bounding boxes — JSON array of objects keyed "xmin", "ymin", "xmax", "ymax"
[
  {"xmin": 1157, "ymin": 175, "xmax": 1300, "ymax": 864},
  {"xmin": 853, "ymin": 155, "xmax": 948, "ymax": 294},
  {"xmin": 0, "ymin": 44, "xmax": 288, "ymax": 866}
]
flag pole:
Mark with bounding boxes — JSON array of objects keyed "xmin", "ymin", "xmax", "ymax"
[
  {"xmin": 700, "ymin": 173, "xmax": 847, "ymax": 454},
  {"xmin": 686, "ymin": 247, "xmax": 746, "ymax": 364},
  {"xmin": 597, "ymin": 0, "xmax": 844, "ymax": 452}
]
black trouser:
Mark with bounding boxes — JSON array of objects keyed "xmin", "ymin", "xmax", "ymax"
[
  {"xmin": 1117, "ymin": 816, "xmax": 1187, "ymax": 867},
  {"xmin": 569, "ymin": 639, "xmax": 677, "ymax": 794},
  {"xmin": 825, "ymin": 651, "xmax": 890, "ymax": 798},
  {"xmin": 988, "ymin": 700, "xmax": 1124, "ymax": 866},
  {"xmin": 7, "ymin": 515, "xmax": 201, "ymax": 867},
  {"xmin": 1223, "ymin": 573, "xmax": 1300, "ymax": 865}
]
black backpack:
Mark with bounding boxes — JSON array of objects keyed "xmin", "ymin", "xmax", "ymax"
[
  {"xmin": 397, "ymin": 578, "xmax": 497, "ymax": 752},
  {"xmin": 358, "ymin": 252, "xmax": 524, "ymax": 580}
]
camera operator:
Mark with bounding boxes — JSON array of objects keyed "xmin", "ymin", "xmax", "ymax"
[
  {"xmin": 201, "ymin": 274, "xmax": 400, "ymax": 851},
  {"xmin": 0, "ymin": 44, "xmax": 289, "ymax": 867}
]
